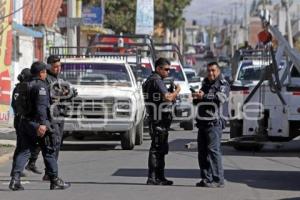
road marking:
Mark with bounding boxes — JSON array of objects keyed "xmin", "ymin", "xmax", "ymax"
[{"xmin": 2, "ymin": 181, "xmax": 31, "ymax": 185}]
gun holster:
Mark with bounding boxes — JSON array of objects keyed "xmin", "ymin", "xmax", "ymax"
[
  {"xmin": 153, "ymin": 125, "xmax": 168, "ymax": 147},
  {"xmin": 42, "ymin": 123, "xmax": 56, "ymax": 153}
]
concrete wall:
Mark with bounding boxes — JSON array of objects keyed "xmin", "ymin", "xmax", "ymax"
[{"xmin": 14, "ymin": 36, "xmax": 34, "ymax": 84}]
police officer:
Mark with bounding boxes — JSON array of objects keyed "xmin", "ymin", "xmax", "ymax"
[
  {"xmin": 9, "ymin": 61, "xmax": 70, "ymax": 191},
  {"xmin": 11, "ymin": 68, "xmax": 42, "ymax": 176},
  {"xmin": 40, "ymin": 55, "xmax": 65, "ymax": 181},
  {"xmin": 192, "ymin": 61, "xmax": 229, "ymax": 188},
  {"xmin": 143, "ymin": 58, "xmax": 181, "ymax": 185}
]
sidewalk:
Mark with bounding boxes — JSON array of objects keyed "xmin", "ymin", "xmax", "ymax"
[
  {"xmin": 0, "ymin": 126, "xmax": 16, "ymax": 164},
  {"xmin": 0, "ymin": 126, "xmax": 16, "ymax": 140}
]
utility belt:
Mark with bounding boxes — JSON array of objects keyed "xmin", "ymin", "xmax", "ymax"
[
  {"xmin": 149, "ymin": 120, "xmax": 168, "ymax": 139},
  {"xmin": 196, "ymin": 117, "xmax": 226, "ymax": 129}
]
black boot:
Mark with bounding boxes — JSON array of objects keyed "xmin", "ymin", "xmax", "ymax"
[
  {"xmin": 146, "ymin": 170, "xmax": 160, "ymax": 185},
  {"xmin": 9, "ymin": 174, "xmax": 24, "ymax": 191},
  {"xmin": 147, "ymin": 149, "xmax": 160, "ymax": 185},
  {"xmin": 43, "ymin": 174, "xmax": 50, "ymax": 181},
  {"xmin": 50, "ymin": 177, "xmax": 71, "ymax": 190},
  {"xmin": 156, "ymin": 169, "xmax": 173, "ymax": 185},
  {"xmin": 25, "ymin": 162, "xmax": 42, "ymax": 174}
]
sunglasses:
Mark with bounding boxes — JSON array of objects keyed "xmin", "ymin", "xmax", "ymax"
[{"xmin": 162, "ymin": 68, "xmax": 171, "ymax": 72}]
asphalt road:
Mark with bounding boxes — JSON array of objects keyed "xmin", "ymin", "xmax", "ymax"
[{"xmin": 0, "ymin": 125, "xmax": 299, "ymax": 200}]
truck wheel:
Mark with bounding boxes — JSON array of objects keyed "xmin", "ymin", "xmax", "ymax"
[
  {"xmin": 181, "ymin": 120, "xmax": 194, "ymax": 131},
  {"xmin": 121, "ymin": 126, "xmax": 136, "ymax": 150},
  {"xmin": 230, "ymin": 120, "xmax": 243, "ymax": 139},
  {"xmin": 135, "ymin": 121, "xmax": 144, "ymax": 145}
]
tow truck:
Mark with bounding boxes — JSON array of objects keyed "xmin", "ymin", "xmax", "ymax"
[{"xmin": 228, "ymin": 13, "xmax": 300, "ymax": 151}]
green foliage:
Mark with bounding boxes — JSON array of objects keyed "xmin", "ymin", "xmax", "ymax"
[
  {"xmin": 155, "ymin": 0, "xmax": 192, "ymax": 30},
  {"xmin": 103, "ymin": 0, "xmax": 191, "ymax": 34},
  {"xmin": 104, "ymin": 0, "xmax": 137, "ymax": 34}
]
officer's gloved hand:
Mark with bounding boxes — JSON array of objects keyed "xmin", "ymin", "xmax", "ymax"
[
  {"xmin": 154, "ymin": 126, "xmax": 167, "ymax": 135},
  {"xmin": 72, "ymin": 88, "xmax": 78, "ymax": 98},
  {"xmin": 168, "ymin": 82, "xmax": 175, "ymax": 93}
]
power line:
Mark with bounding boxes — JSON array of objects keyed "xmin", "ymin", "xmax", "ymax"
[{"xmin": 0, "ymin": 1, "xmax": 31, "ymax": 21}]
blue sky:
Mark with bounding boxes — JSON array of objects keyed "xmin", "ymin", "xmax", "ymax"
[{"xmin": 183, "ymin": 0, "xmax": 285, "ymax": 25}]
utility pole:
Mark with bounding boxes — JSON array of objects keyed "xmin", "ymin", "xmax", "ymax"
[
  {"xmin": 101, "ymin": 0, "xmax": 105, "ymax": 27},
  {"xmin": 263, "ymin": 0, "xmax": 266, "ymax": 9},
  {"xmin": 32, "ymin": 0, "xmax": 35, "ymax": 61},
  {"xmin": 76, "ymin": 0, "xmax": 82, "ymax": 55},
  {"xmin": 282, "ymin": 0, "xmax": 293, "ymax": 48},
  {"xmin": 67, "ymin": 0, "xmax": 77, "ymax": 53},
  {"xmin": 210, "ymin": 13, "xmax": 214, "ymax": 53},
  {"xmin": 230, "ymin": 7, "xmax": 234, "ymax": 56},
  {"xmin": 231, "ymin": 2, "xmax": 243, "ymax": 51},
  {"xmin": 244, "ymin": 0, "xmax": 249, "ymax": 42}
]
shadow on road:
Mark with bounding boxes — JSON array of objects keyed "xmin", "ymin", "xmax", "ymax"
[
  {"xmin": 112, "ymin": 168, "xmax": 300, "ymax": 191},
  {"xmin": 166, "ymin": 138, "xmax": 300, "ymax": 158},
  {"xmin": 61, "ymin": 143, "xmax": 119, "ymax": 151}
]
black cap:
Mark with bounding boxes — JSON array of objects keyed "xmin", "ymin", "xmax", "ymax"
[
  {"xmin": 17, "ymin": 68, "xmax": 31, "ymax": 82},
  {"xmin": 30, "ymin": 61, "xmax": 47, "ymax": 75},
  {"xmin": 47, "ymin": 55, "xmax": 60, "ymax": 64}
]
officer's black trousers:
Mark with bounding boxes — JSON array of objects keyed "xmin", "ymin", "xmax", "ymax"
[
  {"xmin": 148, "ymin": 121, "xmax": 169, "ymax": 179},
  {"xmin": 197, "ymin": 124, "xmax": 224, "ymax": 184},
  {"xmin": 29, "ymin": 121, "xmax": 64, "ymax": 166},
  {"xmin": 11, "ymin": 118, "xmax": 40, "ymax": 176},
  {"xmin": 54, "ymin": 122, "xmax": 64, "ymax": 160},
  {"xmin": 28, "ymin": 145, "xmax": 41, "ymax": 164},
  {"xmin": 13, "ymin": 115, "xmax": 40, "ymax": 170},
  {"xmin": 10, "ymin": 120, "xmax": 58, "ymax": 179}
]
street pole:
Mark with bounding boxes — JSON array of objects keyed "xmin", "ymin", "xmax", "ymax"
[
  {"xmin": 76, "ymin": 0, "xmax": 82, "ymax": 55},
  {"xmin": 101, "ymin": 0, "xmax": 105, "ymax": 27},
  {"xmin": 281, "ymin": 0, "xmax": 293, "ymax": 48},
  {"xmin": 286, "ymin": 1, "xmax": 293, "ymax": 48},
  {"xmin": 244, "ymin": 0, "xmax": 249, "ymax": 42},
  {"xmin": 230, "ymin": 8, "xmax": 234, "ymax": 56},
  {"xmin": 67, "ymin": 0, "xmax": 77, "ymax": 54},
  {"xmin": 32, "ymin": 0, "xmax": 35, "ymax": 61}
]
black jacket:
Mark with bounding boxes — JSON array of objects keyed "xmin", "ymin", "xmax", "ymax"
[{"xmin": 194, "ymin": 75, "xmax": 230, "ymax": 127}]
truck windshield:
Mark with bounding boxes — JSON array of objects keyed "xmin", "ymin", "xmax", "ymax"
[
  {"xmin": 237, "ymin": 63, "xmax": 264, "ymax": 81},
  {"xmin": 237, "ymin": 61, "xmax": 285, "ymax": 81},
  {"xmin": 130, "ymin": 63, "xmax": 153, "ymax": 79},
  {"xmin": 185, "ymin": 71, "xmax": 197, "ymax": 82},
  {"xmin": 61, "ymin": 63, "xmax": 132, "ymax": 86},
  {"xmin": 169, "ymin": 65, "xmax": 185, "ymax": 81}
]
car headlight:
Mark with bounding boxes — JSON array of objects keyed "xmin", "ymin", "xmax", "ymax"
[
  {"xmin": 116, "ymin": 100, "xmax": 131, "ymax": 109},
  {"xmin": 114, "ymin": 99, "xmax": 132, "ymax": 116}
]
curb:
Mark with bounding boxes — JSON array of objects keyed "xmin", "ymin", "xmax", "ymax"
[
  {"xmin": 0, "ymin": 140, "xmax": 16, "ymax": 146},
  {"xmin": 0, "ymin": 152, "xmax": 14, "ymax": 165},
  {"xmin": 0, "ymin": 140, "xmax": 16, "ymax": 165}
]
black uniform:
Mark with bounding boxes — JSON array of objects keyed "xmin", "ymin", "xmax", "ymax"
[
  {"xmin": 143, "ymin": 72, "xmax": 173, "ymax": 185},
  {"xmin": 11, "ymin": 82, "xmax": 41, "ymax": 176},
  {"xmin": 194, "ymin": 75, "xmax": 229, "ymax": 186},
  {"xmin": 10, "ymin": 77, "xmax": 58, "ymax": 189},
  {"xmin": 46, "ymin": 70, "xmax": 65, "ymax": 160}
]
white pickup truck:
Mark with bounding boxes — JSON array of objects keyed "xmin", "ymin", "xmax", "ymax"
[{"xmin": 60, "ymin": 58, "xmax": 145, "ymax": 150}]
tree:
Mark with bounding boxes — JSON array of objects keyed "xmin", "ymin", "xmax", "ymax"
[
  {"xmin": 104, "ymin": 0, "xmax": 137, "ymax": 34},
  {"xmin": 103, "ymin": 0, "xmax": 191, "ymax": 34},
  {"xmin": 154, "ymin": 0, "xmax": 191, "ymax": 30}
]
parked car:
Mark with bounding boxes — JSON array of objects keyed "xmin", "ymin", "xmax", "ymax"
[{"xmin": 183, "ymin": 68, "xmax": 203, "ymax": 91}]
